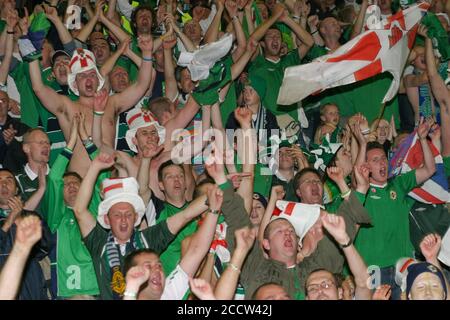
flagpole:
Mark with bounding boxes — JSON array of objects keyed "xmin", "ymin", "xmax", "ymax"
[{"xmin": 372, "ymin": 102, "xmax": 387, "ymax": 134}]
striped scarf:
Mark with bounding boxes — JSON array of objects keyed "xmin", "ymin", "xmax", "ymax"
[{"xmin": 104, "ymin": 231, "xmax": 146, "ymax": 300}]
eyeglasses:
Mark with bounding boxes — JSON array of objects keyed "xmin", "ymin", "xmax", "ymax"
[{"xmin": 307, "ymin": 280, "xmax": 336, "ymax": 295}]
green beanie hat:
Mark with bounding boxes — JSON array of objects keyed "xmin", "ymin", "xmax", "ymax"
[{"xmin": 247, "ymin": 74, "xmax": 266, "ymax": 101}]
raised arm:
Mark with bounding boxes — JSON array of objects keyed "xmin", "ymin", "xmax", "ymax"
[
  {"xmin": 258, "ymin": 185, "xmax": 285, "ymax": 244},
  {"xmin": 0, "ymin": 9, "xmax": 17, "ymax": 85},
  {"xmin": 73, "ymin": 152, "xmax": 114, "ymax": 238},
  {"xmin": 0, "ymin": 215, "xmax": 42, "ymax": 300},
  {"xmin": 277, "ymin": 7, "xmax": 314, "ymax": 59},
  {"xmin": 99, "ymin": 38, "xmax": 130, "ymax": 78},
  {"xmin": 321, "ymin": 214, "xmax": 372, "ymax": 300},
  {"xmin": 234, "ymin": 107, "xmax": 255, "ymax": 214},
  {"xmin": 230, "ymin": 37, "xmax": 257, "ymax": 80},
  {"xmin": 74, "ymin": 0, "xmax": 103, "ymax": 43},
  {"xmin": 178, "ymin": 185, "xmax": 222, "ymax": 277},
  {"xmin": 98, "ymin": 4, "xmax": 131, "ymax": 43},
  {"xmin": 204, "ymin": 0, "xmax": 225, "ymax": 44},
  {"xmin": 214, "ymin": 226, "xmax": 256, "ymax": 299},
  {"xmin": 162, "ymin": 31, "xmax": 178, "ymax": 102},
  {"xmin": 43, "ymin": 4, "xmax": 73, "ymax": 45},
  {"xmin": 22, "ymin": 165, "xmax": 47, "ymax": 211},
  {"xmin": 169, "ymin": 16, "xmax": 196, "ymax": 52},
  {"xmin": 307, "ymin": 15, "xmax": 324, "ymax": 46},
  {"xmin": 250, "ymin": 3, "xmax": 284, "ymax": 42},
  {"xmin": 165, "ymin": 192, "xmax": 208, "ymax": 235},
  {"xmin": 424, "ymin": 27, "xmax": 450, "ymax": 117},
  {"xmin": 225, "ymin": 0, "xmax": 246, "ymax": 61},
  {"xmin": 326, "ymin": 166, "xmax": 351, "ymax": 199},
  {"xmin": 106, "ymin": 0, "xmax": 118, "ymax": 21},
  {"xmin": 350, "ymin": 117, "xmax": 368, "ymax": 167},
  {"xmin": 29, "ymin": 58, "xmax": 68, "ymax": 116},
  {"xmin": 110, "ymin": 34, "xmax": 154, "ymax": 113},
  {"xmin": 163, "ymin": 96, "xmax": 201, "ymax": 148},
  {"xmin": 350, "ymin": 0, "xmax": 369, "ymax": 39},
  {"xmin": 137, "ymin": 145, "xmax": 164, "ymax": 204},
  {"xmin": 415, "ymin": 118, "xmax": 436, "ymax": 185},
  {"xmin": 92, "ymin": 89, "xmax": 108, "ymax": 148},
  {"xmin": 420, "ymin": 233, "xmax": 442, "ymax": 269}
]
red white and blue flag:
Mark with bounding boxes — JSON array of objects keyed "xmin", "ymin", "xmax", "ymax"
[
  {"xmin": 389, "ymin": 131, "xmax": 450, "ymax": 204},
  {"xmin": 277, "ymin": 2, "xmax": 430, "ymax": 105}
]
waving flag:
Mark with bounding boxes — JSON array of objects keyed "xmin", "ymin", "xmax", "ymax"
[
  {"xmin": 277, "ymin": 2, "xmax": 429, "ymax": 106},
  {"xmin": 389, "ymin": 132, "xmax": 450, "ymax": 204}
]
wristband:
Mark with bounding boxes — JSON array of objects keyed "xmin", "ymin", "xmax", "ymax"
[
  {"xmin": 361, "ymin": 128, "xmax": 370, "ymax": 135},
  {"xmin": 93, "ymin": 111, "xmax": 104, "ymax": 116},
  {"xmin": 123, "ymin": 291, "xmax": 137, "ymax": 298},
  {"xmin": 82, "ymin": 137, "xmax": 93, "ymax": 146},
  {"xmin": 142, "ymin": 56, "xmax": 155, "ymax": 62},
  {"xmin": 340, "ymin": 189, "xmax": 351, "ymax": 199},
  {"xmin": 7, "ymin": 30, "xmax": 14, "ymax": 34},
  {"xmin": 232, "ymin": 15, "xmax": 239, "ymax": 21},
  {"xmin": 292, "ymin": 15, "xmax": 301, "ymax": 20},
  {"xmin": 339, "ymin": 238, "xmax": 353, "ymax": 249},
  {"xmin": 207, "ymin": 208, "xmax": 220, "ymax": 215},
  {"xmin": 311, "ymin": 30, "xmax": 318, "ymax": 35},
  {"xmin": 228, "ymin": 263, "xmax": 241, "ymax": 273}
]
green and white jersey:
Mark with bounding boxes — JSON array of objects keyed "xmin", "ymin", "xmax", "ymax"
[
  {"xmin": 249, "ymin": 51, "xmax": 302, "ymax": 120},
  {"xmin": 156, "ymin": 202, "xmax": 198, "ymax": 276},
  {"xmin": 354, "ymin": 170, "xmax": 417, "ymax": 268}
]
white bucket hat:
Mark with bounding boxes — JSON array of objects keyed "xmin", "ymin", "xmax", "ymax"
[
  {"xmin": 98, "ymin": 177, "xmax": 146, "ymax": 229},
  {"xmin": 271, "ymin": 201, "xmax": 321, "ymax": 244},
  {"xmin": 68, "ymin": 48, "xmax": 105, "ymax": 96},
  {"xmin": 125, "ymin": 108, "xmax": 166, "ymax": 153}
]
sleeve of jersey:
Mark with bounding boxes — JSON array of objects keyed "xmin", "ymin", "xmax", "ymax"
[
  {"xmin": 41, "ymin": 150, "xmax": 71, "ymax": 232},
  {"xmin": 141, "ymin": 219, "xmax": 176, "ymax": 254},
  {"xmin": 83, "ymin": 223, "xmax": 108, "ymax": 256},
  {"xmin": 160, "ymin": 264, "xmax": 190, "ymax": 300},
  {"xmin": 219, "ymin": 181, "xmax": 252, "ymax": 254},
  {"xmin": 337, "ymin": 191, "xmax": 372, "ymax": 241}
]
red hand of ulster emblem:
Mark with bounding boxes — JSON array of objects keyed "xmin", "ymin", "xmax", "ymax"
[{"xmin": 388, "ymin": 24, "xmax": 404, "ymax": 48}]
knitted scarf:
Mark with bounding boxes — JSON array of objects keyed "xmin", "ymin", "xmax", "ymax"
[{"xmin": 104, "ymin": 231, "xmax": 146, "ymax": 300}]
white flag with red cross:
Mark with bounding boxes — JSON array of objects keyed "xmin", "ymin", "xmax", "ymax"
[{"xmin": 277, "ymin": 2, "xmax": 430, "ymax": 106}]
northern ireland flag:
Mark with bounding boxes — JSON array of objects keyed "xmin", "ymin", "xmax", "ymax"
[
  {"xmin": 389, "ymin": 131, "xmax": 450, "ymax": 204},
  {"xmin": 277, "ymin": 2, "xmax": 430, "ymax": 106}
]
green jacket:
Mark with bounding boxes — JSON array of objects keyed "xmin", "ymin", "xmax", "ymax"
[
  {"xmin": 300, "ymin": 192, "xmax": 372, "ymax": 283},
  {"xmin": 220, "ymin": 181, "xmax": 305, "ymax": 300},
  {"xmin": 41, "ymin": 146, "xmax": 109, "ymax": 297}
]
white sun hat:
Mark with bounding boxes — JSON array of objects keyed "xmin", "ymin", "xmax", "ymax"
[
  {"xmin": 125, "ymin": 107, "xmax": 166, "ymax": 153},
  {"xmin": 98, "ymin": 177, "xmax": 146, "ymax": 229},
  {"xmin": 68, "ymin": 48, "xmax": 105, "ymax": 96}
]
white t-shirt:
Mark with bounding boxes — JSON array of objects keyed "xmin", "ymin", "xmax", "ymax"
[{"xmin": 160, "ymin": 264, "xmax": 190, "ymax": 300}]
